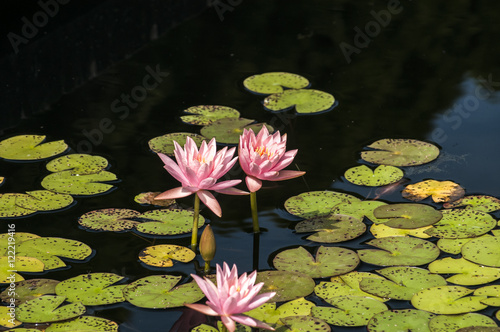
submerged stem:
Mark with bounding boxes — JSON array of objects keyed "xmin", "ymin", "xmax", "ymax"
[
  {"xmin": 250, "ymin": 191, "xmax": 260, "ymax": 233},
  {"xmin": 192, "ymin": 194, "xmax": 200, "ymax": 251}
]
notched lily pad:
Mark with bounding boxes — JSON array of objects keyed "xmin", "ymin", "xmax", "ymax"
[
  {"xmin": 284, "ymin": 191, "xmax": 359, "ymax": 219},
  {"xmin": 45, "ymin": 316, "xmax": 119, "ymax": 331},
  {"xmin": 15, "ymin": 190, "xmax": 74, "ymax": 212},
  {"xmin": 55, "ymin": 273, "xmax": 125, "ymax": 305},
  {"xmin": 295, "ymin": 214, "xmax": 366, "ymax": 243},
  {"xmin": 243, "ymin": 72, "xmax": 310, "ymax": 94},
  {"xmin": 315, "ymin": 272, "xmax": 388, "ymax": 303},
  {"xmin": 0, "ymin": 135, "xmax": 68, "ymax": 161},
  {"xmin": 444, "ymin": 195, "xmax": 500, "ymax": 213},
  {"xmin": 256, "ymin": 270, "xmax": 315, "ymax": 302},
  {"xmin": 78, "ymin": 208, "xmax": 141, "ymax": 232},
  {"xmin": 263, "ymin": 89, "xmax": 335, "ymax": 114},
  {"xmin": 428, "ymin": 257, "xmax": 500, "ymax": 286},
  {"xmin": 437, "ymin": 235, "xmax": 493, "ymax": 255},
  {"xmin": 0, "ymin": 278, "xmax": 59, "ymax": 304},
  {"xmin": 370, "ymin": 223, "xmax": 432, "ymax": 239},
  {"xmin": 180, "ymin": 105, "xmax": 240, "ymax": 126},
  {"xmin": 474, "ymin": 285, "xmax": 500, "ymax": 306},
  {"xmin": 367, "ymin": 309, "xmax": 435, "ymax": 332},
  {"xmin": 424, "ymin": 209, "xmax": 496, "ymax": 239},
  {"xmin": 0, "ymin": 256, "xmax": 45, "ymax": 283},
  {"xmin": 139, "ymin": 244, "xmax": 195, "ymax": 267},
  {"xmin": 278, "ymin": 316, "xmax": 330, "ymax": 332},
  {"xmin": 16, "ymin": 237, "xmax": 92, "ymax": 265},
  {"xmin": 411, "ymin": 286, "xmax": 487, "ymax": 314},
  {"xmin": 462, "ymin": 236, "xmax": 500, "ymax": 267},
  {"xmin": 330, "ymin": 200, "xmax": 389, "ymax": 224},
  {"xmin": 0, "ymin": 194, "xmax": 37, "ymax": 218},
  {"xmin": 16, "ymin": 295, "xmax": 86, "ymax": 323},
  {"xmin": 245, "ymin": 297, "xmax": 315, "ymax": 325},
  {"xmin": 429, "ymin": 313, "xmax": 498, "ymax": 332},
  {"xmin": 148, "ymin": 132, "xmax": 206, "ymax": 155},
  {"xmin": 135, "ymin": 209, "xmax": 205, "ymax": 235},
  {"xmin": 41, "ymin": 170, "xmax": 117, "ymax": 196},
  {"xmin": 361, "ymin": 139, "xmax": 440, "ymax": 166},
  {"xmin": 344, "ymin": 165, "xmax": 403, "ymax": 187},
  {"xmin": 46, "ymin": 154, "xmax": 108, "ymax": 175},
  {"xmin": 373, "ymin": 203, "xmax": 442, "ymax": 229},
  {"xmin": 402, "ymin": 180, "xmax": 465, "ymax": 203},
  {"xmin": 200, "ymin": 118, "xmax": 273, "ymax": 144}
]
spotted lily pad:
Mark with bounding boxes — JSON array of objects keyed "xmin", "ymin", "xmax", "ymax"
[
  {"xmin": 330, "ymin": 200, "xmax": 389, "ymax": 224},
  {"xmin": 256, "ymin": 271, "xmax": 315, "ymax": 302},
  {"xmin": 263, "ymin": 89, "xmax": 335, "ymax": 114},
  {"xmin": 139, "ymin": 245, "xmax": 195, "ymax": 267},
  {"xmin": 16, "ymin": 295, "xmax": 86, "ymax": 323},
  {"xmin": 474, "ymin": 285, "xmax": 500, "ymax": 306},
  {"xmin": 180, "ymin": 105, "xmax": 240, "ymax": 126},
  {"xmin": 373, "ymin": 203, "xmax": 442, "ymax": 229},
  {"xmin": 458, "ymin": 328, "xmax": 500, "ymax": 332},
  {"xmin": 46, "ymin": 154, "xmax": 108, "ymax": 175},
  {"xmin": 0, "ymin": 306, "xmax": 21, "ymax": 328},
  {"xmin": 444, "ymin": 195, "xmax": 500, "ymax": 213},
  {"xmin": 55, "ymin": 273, "xmax": 125, "ymax": 305},
  {"xmin": 78, "ymin": 208, "xmax": 141, "ymax": 232},
  {"xmin": 0, "ymin": 256, "xmax": 44, "ymax": 283},
  {"xmin": 245, "ymin": 297, "xmax": 315, "ymax": 325},
  {"xmin": 0, "ymin": 135, "xmax": 68, "ymax": 161},
  {"xmin": 370, "ymin": 223, "xmax": 432, "ymax": 239},
  {"xmin": 45, "ymin": 316, "xmax": 119, "ymax": 331},
  {"xmin": 344, "ymin": 165, "xmax": 404, "ymax": 187},
  {"xmin": 134, "ymin": 192, "xmax": 176, "ymax": 207},
  {"xmin": 294, "ymin": 215, "xmax": 366, "ymax": 243},
  {"xmin": 200, "ymin": 118, "xmax": 273, "ymax": 144},
  {"xmin": 437, "ymin": 235, "xmax": 493, "ymax": 254},
  {"xmin": 278, "ymin": 316, "xmax": 330, "ymax": 332},
  {"xmin": 0, "ymin": 233, "xmax": 40, "ymax": 253},
  {"xmin": 192, "ymin": 322, "xmax": 251, "ymax": 332},
  {"xmin": 361, "ymin": 139, "xmax": 440, "ymax": 166},
  {"xmin": 15, "ymin": 190, "xmax": 74, "ymax": 211},
  {"xmin": 359, "ymin": 266, "xmax": 447, "ymax": 300},
  {"xmin": 357, "ymin": 236, "xmax": 440, "ymax": 266},
  {"xmin": 428, "ymin": 313, "xmax": 498, "ymax": 332},
  {"xmin": 148, "ymin": 132, "xmax": 206, "ymax": 155},
  {"xmin": 462, "ymin": 236, "xmax": 500, "ymax": 267},
  {"xmin": 284, "ymin": 191, "xmax": 359, "ymax": 219},
  {"xmin": 135, "ymin": 209, "xmax": 205, "ymax": 235},
  {"xmin": 41, "ymin": 170, "xmax": 117, "ymax": 196},
  {"xmin": 428, "ymin": 257, "xmax": 500, "ymax": 286},
  {"xmin": 424, "ymin": 209, "xmax": 496, "ymax": 239},
  {"xmin": 273, "ymin": 246, "xmax": 359, "ymax": 278},
  {"xmin": 367, "ymin": 309, "xmax": 435, "ymax": 332},
  {"xmin": 411, "ymin": 286, "xmax": 487, "ymax": 314},
  {"xmin": 402, "ymin": 180, "xmax": 465, "ymax": 203},
  {"xmin": 315, "ymin": 272, "xmax": 388, "ymax": 303},
  {"xmin": 123, "ymin": 275, "xmax": 204, "ymax": 308},
  {"xmin": 0, "ymin": 194, "xmax": 37, "ymax": 218},
  {"xmin": 0, "ymin": 279, "xmax": 59, "ymax": 304},
  {"xmin": 243, "ymin": 72, "xmax": 310, "ymax": 94},
  {"xmin": 312, "ymin": 296, "xmax": 387, "ymax": 327}
]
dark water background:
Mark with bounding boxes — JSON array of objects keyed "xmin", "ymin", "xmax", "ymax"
[{"xmin": 2, "ymin": 1, "xmax": 500, "ymax": 331}]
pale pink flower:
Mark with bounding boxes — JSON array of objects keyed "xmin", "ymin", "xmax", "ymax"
[
  {"xmin": 156, "ymin": 137, "xmax": 247, "ymax": 217},
  {"xmin": 186, "ymin": 263, "xmax": 275, "ymax": 332},
  {"xmin": 238, "ymin": 126, "xmax": 305, "ymax": 192}
]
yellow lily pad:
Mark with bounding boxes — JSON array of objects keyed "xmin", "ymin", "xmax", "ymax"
[
  {"xmin": 402, "ymin": 179, "xmax": 465, "ymax": 203},
  {"xmin": 411, "ymin": 286, "xmax": 488, "ymax": 314},
  {"xmin": 370, "ymin": 223, "xmax": 432, "ymax": 239},
  {"xmin": 139, "ymin": 245, "xmax": 195, "ymax": 267}
]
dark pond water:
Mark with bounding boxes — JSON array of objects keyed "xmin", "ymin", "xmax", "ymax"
[{"xmin": 2, "ymin": 1, "xmax": 500, "ymax": 331}]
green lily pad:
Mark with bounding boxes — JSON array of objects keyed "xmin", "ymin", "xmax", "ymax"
[
  {"xmin": 0, "ymin": 194, "xmax": 37, "ymax": 218},
  {"xmin": 0, "ymin": 278, "xmax": 59, "ymax": 304},
  {"xmin": 412, "ymin": 286, "xmax": 488, "ymax": 314},
  {"xmin": 0, "ymin": 306, "xmax": 21, "ymax": 328},
  {"xmin": 124, "ymin": 275, "xmax": 204, "ymax": 308},
  {"xmin": 373, "ymin": 203, "xmax": 442, "ymax": 229},
  {"xmin": 284, "ymin": 191, "xmax": 360, "ymax": 219},
  {"xmin": 6, "ymin": 329, "xmax": 41, "ymax": 332},
  {"xmin": 312, "ymin": 296, "xmax": 387, "ymax": 327},
  {"xmin": 46, "ymin": 154, "xmax": 108, "ymax": 175},
  {"xmin": 263, "ymin": 89, "xmax": 335, "ymax": 114},
  {"xmin": 15, "ymin": 190, "xmax": 74, "ymax": 211},
  {"xmin": 429, "ymin": 313, "xmax": 497, "ymax": 332},
  {"xmin": 135, "ymin": 209, "xmax": 205, "ymax": 235},
  {"xmin": 256, "ymin": 271, "xmax": 315, "ymax": 302},
  {"xmin": 344, "ymin": 165, "xmax": 404, "ymax": 187},
  {"xmin": 148, "ymin": 132, "xmax": 206, "ymax": 155},
  {"xmin": 200, "ymin": 118, "xmax": 273, "ymax": 144},
  {"xmin": 278, "ymin": 316, "xmax": 331, "ymax": 332},
  {"xmin": 41, "ymin": 170, "xmax": 117, "ymax": 196},
  {"xmin": 357, "ymin": 236, "xmax": 440, "ymax": 266},
  {"xmin": 424, "ymin": 209, "xmax": 496, "ymax": 239},
  {"xmin": 370, "ymin": 223, "xmax": 433, "ymax": 239},
  {"xmin": 0, "ymin": 256, "xmax": 45, "ymax": 283},
  {"xmin": 444, "ymin": 195, "xmax": 500, "ymax": 213},
  {"xmin": 361, "ymin": 139, "xmax": 440, "ymax": 166},
  {"xmin": 139, "ymin": 244, "xmax": 195, "ymax": 267},
  {"xmin": 0, "ymin": 135, "xmax": 68, "ymax": 161},
  {"xmin": 330, "ymin": 200, "xmax": 389, "ymax": 224},
  {"xmin": 245, "ymin": 297, "xmax": 315, "ymax": 325},
  {"xmin": 45, "ymin": 316, "xmax": 119, "ymax": 331},
  {"xmin": 462, "ymin": 236, "xmax": 500, "ymax": 267},
  {"xmin": 359, "ymin": 266, "xmax": 447, "ymax": 300},
  {"xmin": 192, "ymin": 322, "xmax": 251, "ymax": 332},
  {"xmin": 402, "ymin": 180, "xmax": 465, "ymax": 203},
  {"xmin": 474, "ymin": 285, "xmax": 500, "ymax": 306},
  {"xmin": 78, "ymin": 208, "xmax": 141, "ymax": 232},
  {"xmin": 315, "ymin": 272, "xmax": 388, "ymax": 303},
  {"xmin": 458, "ymin": 328, "xmax": 500, "ymax": 332},
  {"xmin": 16, "ymin": 295, "xmax": 86, "ymax": 323},
  {"xmin": 16, "ymin": 237, "xmax": 92, "ymax": 263},
  {"xmin": 367, "ymin": 309, "xmax": 435, "ymax": 332},
  {"xmin": 180, "ymin": 105, "xmax": 240, "ymax": 126},
  {"xmin": 273, "ymin": 246, "xmax": 359, "ymax": 278},
  {"xmin": 243, "ymin": 72, "xmax": 310, "ymax": 94},
  {"xmin": 55, "ymin": 273, "xmax": 125, "ymax": 306},
  {"xmin": 294, "ymin": 215, "xmax": 366, "ymax": 243},
  {"xmin": 437, "ymin": 235, "xmax": 493, "ymax": 254},
  {"xmin": 428, "ymin": 257, "xmax": 500, "ymax": 286}
]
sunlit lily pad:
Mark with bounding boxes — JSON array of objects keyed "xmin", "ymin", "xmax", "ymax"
[
  {"xmin": 402, "ymin": 180, "xmax": 465, "ymax": 203},
  {"xmin": 462, "ymin": 236, "xmax": 500, "ymax": 267},
  {"xmin": 370, "ymin": 223, "xmax": 432, "ymax": 239},
  {"xmin": 135, "ymin": 209, "xmax": 205, "ymax": 235},
  {"xmin": 41, "ymin": 170, "xmax": 117, "ymax": 196},
  {"xmin": 55, "ymin": 273, "xmax": 125, "ymax": 305},
  {"xmin": 0, "ymin": 232, "xmax": 40, "ymax": 252},
  {"xmin": 330, "ymin": 200, "xmax": 389, "ymax": 224},
  {"xmin": 315, "ymin": 272, "xmax": 388, "ymax": 303},
  {"xmin": 0, "ymin": 135, "xmax": 68, "ymax": 161},
  {"xmin": 458, "ymin": 328, "xmax": 500, "ymax": 332},
  {"xmin": 0, "ymin": 177, "xmax": 4, "ymax": 186},
  {"xmin": 180, "ymin": 105, "xmax": 240, "ymax": 126},
  {"xmin": 437, "ymin": 235, "xmax": 493, "ymax": 254},
  {"xmin": 245, "ymin": 297, "xmax": 315, "ymax": 325},
  {"xmin": 359, "ymin": 266, "xmax": 447, "ymax": 300},
  {"xmin": 15, "ymin": 190, "xmax": 74, "ymax": 211},
  {"xmin": 0, "ymin": 194, "xmax": 37, "ymax": 218},
  {"xmin": 373, "ymin": 203, "xmax": 442, "ymax": 229},
  {"xmin": 284, "ymin": 191, "xmax": 359, "ymax": 219},
  {"xmin": 192, "ymin": 322, "xmax": 251, "ymax": 332},
  {"xmin": 45, "ymin": 316, "xmax": 119, "ymax": 331},
  {"xmin": 0, "ymin": 256, "xmax": 44, "ymax": 283},
  {"xmin": 16, "ymin": 295, "xmax": 86, "ymax": 323},
  {"xmin": 256, "ymin": 271, "xmax": 315, "ymax": 302},
  {"xmin": 0, "ymin": 279, "xmax": 59, "ymax": 304},
  {"xmin": 444, "ymin": 195, "xmax": 500, "ymax": 213},
  {"xmin": 361, "ymin": 139, "xmax": 440, "ymax": 166},
  {"xmin": 411, "ymin": 286, "xmax": 487, "ymax": 314},
  {"xmin": 78, "ymin": 208, "xmax": 141, "ymax": 232},
  {"xmin": 148, "ymin": 132, "xmax": 206, "ymax": 155},
  {"xmin": 134, "ymin": 192, "xmax": 176, "ymax": 207},
  {"xmin": 278, "ymin": 316, "xmax": 330, "ymax": 332},
  {"xmin": 428, "ymin": 257, "xmax": 500, "ymax": 286},
  {"xmin": 139, "ymin": 244, "xmax": 195, "ymax": 267},
  {"xmin": 0, "ymin": 306, "xmax": 21, "ymax": 328},
  {"xmin": 424, "ymin": 209, "xmax": 496, "ymax": 239},
  {"xmin": 294, "ymin": 215, "xmax": 366, "ymax": 243},
  {"xmin": 200, "ymin": 118, "xmax": 273, "ymax": 144},
  {"xmin": 312, "ymin": 296, "xmax": 387, "ymax": 327},
  {"xmin": 243, "ymin": 72, "xmax": 310, "ymax": 94},
  {"xmin": 263, "ymin": 89, "xmax": 335, "ymax": 114},
  {"xmin": 367, "ymin": 309, "xmax": 435, "ymax": 332},
  {"xmin": 474, "ymin": 285, "xmax": 500, "ymax": 306},
  {"xmin": 357, "ymin": 236, "xmax": 440, "ymax": 266},
  {"xmin": 46, "ymin": 154, "xmax": 108, "ymax": 175},
  {"xmin": 273, "ymin": 246, "xmax": 359, "ymax": 278},
  {"xmin": 344, "ymin": 165, "xmax": 403, "ymax": 187},
  {"xmin": 123, "ymin": 275, "xmax": 204, "ymax": 308},
  {"xmin": 429, "ymin": 313, "xmax": 497, "ymax": 332}
]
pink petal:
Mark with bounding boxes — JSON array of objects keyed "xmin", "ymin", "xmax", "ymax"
[
  {"xmin": 184, "ymin": 303, "xmax": 219, "ymax": 317},
  {"xmin": 158, "ymin": 153, "xmax": 189, "ymax": 184},
  {"xmin": 155, "ymin": 187, "xmax": 194, "ymax": 200},
  {"xmin": 210, "ymin": 179, "xmax": 242, "ymax": 191},
  {"xmin": 269, "ymin": 149, "xmax": 298, "ymax": 172},
  {"xmin": 231, "ymin": 314, "xmax": 275, "ymax": 331},
  {"xmin": 198, "ymin": 177, "xmax": 217, "ymax": 189},
  {"xmin": 197, "ymin": 190, "xmax": 222, "ymax": 217},
  {"xmin": 244, "ymin": 292, "xmax": 276, "ymax": 311},
  {"xmin": 268, "ymin": 170, "xmax": 306, "ymax": 181},
  {"xmin": 245, "ymin": 176, "xmax": 262, "ymax": 192},
  {"xmin": 191, "ymin": 274, "xmax": 220, "ymax": 306},
  {"xmin": 221, "ymin": 315, "xmax": 236, "ymax": 332},
  {"xmin": 215, "ymin": 187, "xmax": 249, "ymax": 196}
]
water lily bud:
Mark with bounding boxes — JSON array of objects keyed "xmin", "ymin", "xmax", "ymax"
[{"xmin": 200, "ymin": 224, "xmax": 216, "ymax": 262}]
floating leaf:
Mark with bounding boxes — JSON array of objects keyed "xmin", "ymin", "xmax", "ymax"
[
  {"xmin": 45, "ymin": 316, "xmax": 119, "ymax": 331},
  {"xmin": 359, "ymin": 266, "xmax": 447, "ymax": 300},
  {"xmin": 243, "ymin": 72, "xmax": 310, "ymax": 94},
  {"xmin": 180, "ymin": 105, "xmax": 240, "ymax": 126},
  {"xmin": 273, "ymin": 246, "xmax": 359, "ymax": 278},
  {"xmin": 139, "ymin": 245, "xmax": 195, "ymax": 267},
  {"xmin": 123, "ymin": 275, "xmax": 204, "ymax": 308},
  {"xmin": 330, "ymin": 200, "xmax": 389, "ymax": 224},
  {"xmin": 357, "ymin": 236, "xmax": 440, "ymax": 266},
  {"xmin": 15, "ymin": 190, "xmax": 73, "ymax": 212},
  {"xmin": 16, "ymin": 295, "xmax": 86, "ymax": 323},
  {"xmin": 148, "ymin": 132, "xmax": 206, "ymax": 155},
  {"xmin": 344, "ymin": 165, "xmax": 403, "ymax": 187},
  {"xmin": 0, "ymin": 256, "xmax": 44, "ymax": 283},
  {"xmin": 278, "ymin": 316, "xmax": 330, "ymax": 332},
  {"xmin": 412, "ymin": 286, "xmax": 488, "ymax": 314},
  {"xmin": 192, "ymin": 322, "xmax": 250, "ymax": 332},
  {"xmin": 370, "ymin": 223, "xmax": 432, "ymax": 239},
  {"xmin": 0, "ymin": 279, "xmax": 58, "ymax": 304},
  {"xmin": 428, "ymin": 257, "xmax": 500, "ymax": 286},
  {"xmin": 200, "ymin": 118, "xmax": 273, "ymax": 144},
  {"xmin": 424, "ymin": 209, "xmax": 496, "ymax": 239},
  {"xmin": 135, "ymin": 209, "xmax": 205, "ymax": 235},
  {"xmin": 255, "ymin": 271, "xmax": 315, "ymax": 302},
  {"xmin": 78, "ymin": 208, "xmax": 140, "ymax": 232},
  {"xmin": 429, "ymin": 313, "xmax": 497, "ymax": 332},
  {"xmin": 263, "ymin": 89, "xmax": 335, "ymax": 114},
  {"xmin": 46, "ymin": 154, "xmax": 108, "ymax": 175},
  {"xmin": 444, "ymin": 195, "xmax": 500, "ymax": 213},
  {"xmin": 0, "ymin": 233, "xmax": 40, "ymax": 254},
  {"xmin": 245, "ymin": 297, "xmax": 315, "ymax": 325},
  {"xmin": 361, "ymin": 139, "xmax": 440, "ymax": 166},
  {"xmin": 284, "ymin": 191, "xmax": 359, "ymax": 219},
  {"xmin": 373, "ymin": 203, "xmax": 442, "ymax": 229},
  {"xmin": 41, "ymin": 170, "xmax": 117, "ymax": 196},
  {"xmin": 0, "ymin": 194, "xmax": 37, "ymax": 218},
  {"xmin": 315, "ymin": 272, "xmax": 388, "ymax": 303},
  {"xmin": 474, "ymin": 285, "xmax": 500, "ymax": 306},
  {"xmin": 462, "ymin": 236, "xmax": 500, "ymax": 267},
  {"xmin": 295, "ymin": 215, "xmax": 366, "ymax": 243},
  {"xmin": 402, "ymin": 180, "xmax": 465, "ymax": 203},
  {"xmin": 55, "ymin": 273, "xmax": 125, "ymax": 306},
  {"xmin": 458, "ymin": 328, "xmax": 500, "ymax": 332},
  {"xmin": 134, "ymin": 192, "xmax": 176, "ymax": 207},
  {"xmin": 0, "ymin": 135, "xmax": 68, "ymax": 161},
  {"xmin": 437, "ymin": 235, "xmax": 493, "ymax": 254},
  {"xmin": 367, "ymin": 309, "xmax": 435, "ymax": 332},
  {"xmin": 0, "ymin": 306, "xmax": 21, "ymax": 328}
]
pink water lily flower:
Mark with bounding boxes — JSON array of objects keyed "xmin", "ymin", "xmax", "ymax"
[
  {"xmin": 156, "ymin": 137, "xmax": 247, "ymax": 217},
  {"xmin": 239, "ymin": 125, "xmax": 305, "ymax": 192},
  {"xmin": 186, "ymin": 263, "xmax": 275, "ymax": 332}
]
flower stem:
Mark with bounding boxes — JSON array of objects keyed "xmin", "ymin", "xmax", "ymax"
[
  {"xmin": 192, "ymin": 194, "xmax": 200, "ymax": 251},
  {"xmin": 204, "ymin": 261, "xmax": 210, "ymax": 274},
  {"xmin": 250, "ymin": 191, "xmax": 260, "ymax": 233}
]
